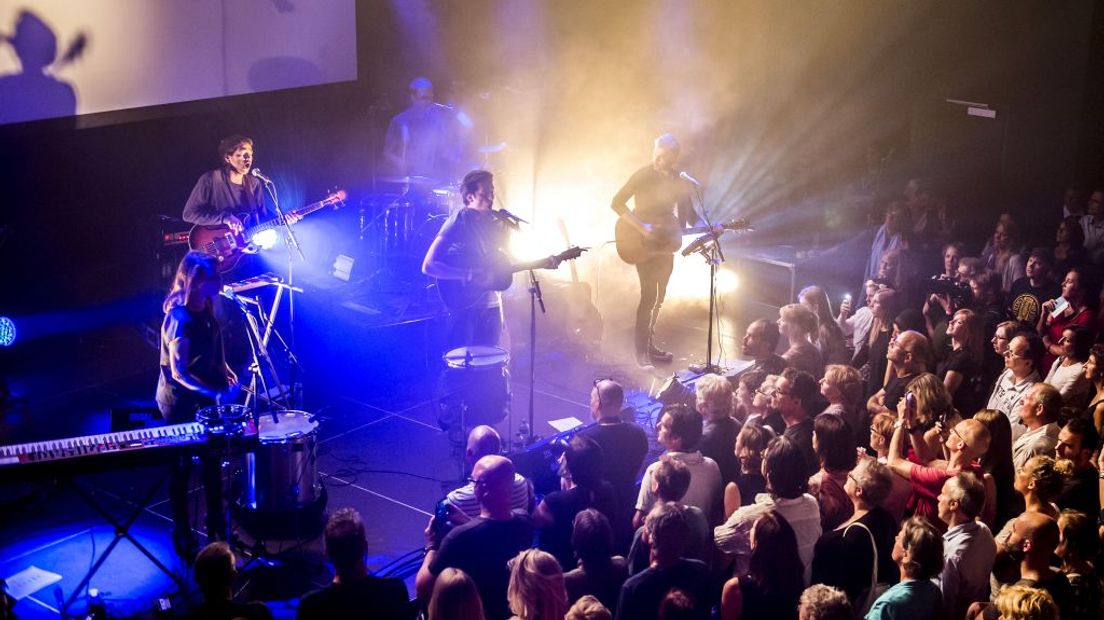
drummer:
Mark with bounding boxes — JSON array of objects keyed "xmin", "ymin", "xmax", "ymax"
[
  {"xmin": 382, "ymin": 76, "xmax": 466, "ymax": 183},
  {"xmin": 156, "ymin": 251, "xmax": 240, "ymax": 557}
]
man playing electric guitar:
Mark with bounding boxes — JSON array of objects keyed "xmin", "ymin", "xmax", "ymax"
[
  {"xmin": 423, "ymin": 169, "xmax": 561, "ymax": 348},
  {"xmin": 182, "ymin": 134, "xmax": 302, "ymax": 241},
  {"xmin": 612, "ymin": 133, "xmax": 710, "ymax": 368}
]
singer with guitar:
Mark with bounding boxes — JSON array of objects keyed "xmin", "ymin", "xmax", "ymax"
[
  {"xmin": 423, "ymin": 170, "xmax": 571, "ymax": 348},
  {"xmin": 613, "ymin": 133, "xmax": 717, "ymax": 367},
  {"xmin": 182, "ymin": 134, "xmax": 302, "ymax": 238}
]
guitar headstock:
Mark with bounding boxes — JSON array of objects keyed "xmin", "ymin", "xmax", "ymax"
[
  {"xmin": 724, "ymin": 217, "xmax": 753, "ymax": 231},
  {"xmin": 324, "ymin": 189, "xmax": 348, "ymax": 209},
  {"xmin": 557, "ymin": 246, "xmax": 587, "ymax": 262}
]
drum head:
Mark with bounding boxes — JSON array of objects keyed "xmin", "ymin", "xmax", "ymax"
[
  {"xmin": 443, "ymin": 345, "xmax": 510, "ymax": 368},
  {"xmin": 197, "ymin": 404, "xmax": 251, "ymax": 434},
  {"xmin": 257, "ymin": 410, "xmax": 319, "ymax": 442}
]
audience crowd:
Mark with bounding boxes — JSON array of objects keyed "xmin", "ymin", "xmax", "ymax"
[{"xmin": 200, "ymin": 181, "xmax": 1104, "ymax": 620}]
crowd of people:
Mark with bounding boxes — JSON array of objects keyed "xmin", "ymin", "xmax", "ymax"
[{"xmin": 194, "ymin": 183, "xmax": 1104, "ymax": 619}]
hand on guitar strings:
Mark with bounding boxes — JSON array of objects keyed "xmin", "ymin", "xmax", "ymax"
[{"xmin": 223, "ymin": 214, "xmax": 245, "ymax": 234}]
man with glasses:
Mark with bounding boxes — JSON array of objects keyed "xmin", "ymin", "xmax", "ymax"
[
  {"xmin": 886, "ymin": 405, "xmax": 991, "ymax": 529},
  {"xmin": 1011, "ymin": 383, "xmax": 1061, "ymax": 470},
  {"xmin": 986, "ymin": 333, "xmax": 1044, "ymax": 440},
  {"xmin": 867, "ymin": 330, "xmax": 930, "ymax": 419},
  {"xmin": 773, "ymin": 369, "xmax": 822, "ymax": 478},
  {"xmin": 417, "ymin": 455, "xmax": 534, "ymax": 620},
  {"xmin": 442, "ymin": 425, "xmax": 535, "ymax": 526}
]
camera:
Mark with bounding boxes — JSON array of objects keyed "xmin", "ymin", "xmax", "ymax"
[{"xmin": 926, "ymin": 275, "xmax": 973, "ymax": 308}]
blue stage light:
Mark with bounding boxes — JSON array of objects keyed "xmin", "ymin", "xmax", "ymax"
[{"xmin": 0, "ymin": 317, "xmax": 15, "ymax": 346}]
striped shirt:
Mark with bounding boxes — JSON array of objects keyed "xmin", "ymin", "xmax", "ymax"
[{"xmin": 445, "ymin": 473, "xmax": 535, "ymax": 524}]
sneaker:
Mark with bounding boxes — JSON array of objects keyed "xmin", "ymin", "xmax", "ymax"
[
  {"xmin": 648, "ymin": 346, "xmax": 674, "ymax": 363},
  {"xmin": 635, "ymin": 352, "xmax": 655, "ymax": 370}
]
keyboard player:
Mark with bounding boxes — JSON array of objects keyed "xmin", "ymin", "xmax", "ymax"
[{"xmin": 156, "ymin": 251, "xmax": 241, "ymax": 557}]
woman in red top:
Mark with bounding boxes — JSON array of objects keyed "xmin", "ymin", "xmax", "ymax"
[{"xmin": 1039, "ymin": 267, "xmax": 1095, "ymax": 370}]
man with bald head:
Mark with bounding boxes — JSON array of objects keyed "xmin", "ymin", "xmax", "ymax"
[
  {"xmin": 867, "ymin": 329, "xmax": 930, "ymax": 418},
  {"xmin": 416, "ymin": 455, "xmax": 534, "ymax": 620},
  {"xmin": 975, "ymin": 512, "xmax": 1072, "ymax": 620},
  {"xmin": 444, "ymin": 425, "xmax": 534, "ymax": 525},
  {"xmin": 887, "ymin": 411, "xmax": 991, "ymax": 528},
  {"xmin": 580, "ymin": 378, "xmax": 648, "ymax": 547}
]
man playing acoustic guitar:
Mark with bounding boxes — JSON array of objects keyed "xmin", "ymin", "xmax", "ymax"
[
  {"xmin": 422, "ymin": 169, "xmax": 563, "ymax": 348},
  {"xmin": 612, "ymin": 133, "xmax": 700, "ymax": 368}
]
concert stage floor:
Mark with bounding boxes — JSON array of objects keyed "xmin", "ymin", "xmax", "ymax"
[{"xmin": 0, "ymin": 311, "xmax": 740, "ymax": 619}]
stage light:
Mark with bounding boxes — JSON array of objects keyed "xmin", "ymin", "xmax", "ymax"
[
  {"xmin": 251, "ymin": 229, "xmax": 279, "ymax": 250},
  {"xmin": 0, "ymin": 317, "xmax": 15, "ymax": 346}
]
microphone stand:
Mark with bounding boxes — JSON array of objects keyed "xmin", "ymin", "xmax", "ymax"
[
  {"xmin": 523, "ymin": 267, "xmax": 546, "ymax": 446},
  {"xmin": 259, "ymin": 175, "xmax": 304, "ymax": 408},
  {"xmin": 684, "ymin": 176, "xmax": 725, "ymax": 375}
]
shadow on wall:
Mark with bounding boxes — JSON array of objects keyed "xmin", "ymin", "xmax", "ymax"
[{"xmin": 0, "ymin": 9, "xmax": 88, "ymax": 125}]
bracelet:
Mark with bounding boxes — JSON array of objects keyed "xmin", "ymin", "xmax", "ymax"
[{"xmin": 424, "ymin": 545, "xmax": 438, "ymax": 553}]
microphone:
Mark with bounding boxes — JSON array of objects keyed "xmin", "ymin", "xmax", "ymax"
[
  {"xmin": 251, "ymin": 168, "xmax": 273, "ymax": 185},
  {"xmin": 493, "ymin": 208, "xmax": 529, "ymax": 225},
  {"xmin": 679, "ymin": 171, "xmax": 703, "ymax": 187},
  {"xmin": 220, "ymin": 286, "xmax": 258, "ymax": 306},
  {"xmin": 681, "ymin": 232, "xmax": 716, "ymax": 257}
]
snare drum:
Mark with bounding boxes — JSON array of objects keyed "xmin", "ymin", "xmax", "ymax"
[
  {"xmin": 241, "ymin": 410, "xmax": 321, "ymax": 513},
  {"xmin": 196, "ymin": 404, "xmax": 250, "ymax": 436},
  {"xmin": 438, "ymin": 346, "xmax": 511, "ymax": 431}
]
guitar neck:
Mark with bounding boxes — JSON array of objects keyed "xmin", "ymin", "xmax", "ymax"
[{"xmin": 243, "ymin": 200, "xmax": 327, "ymax": 237}]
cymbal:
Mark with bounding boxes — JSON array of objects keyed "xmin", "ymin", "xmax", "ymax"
[{"xmin": 379, "ymin": 175, "xmax": 441, "ymax": 186}]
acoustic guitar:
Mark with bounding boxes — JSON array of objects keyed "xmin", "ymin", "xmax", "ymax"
[
  {"xmin": 189, "ymin": 189, "xmax": 346, "ymax": 273},
  {"xmin": 437, "ymin": 247, "xmax": 586, "ymax": 312},
  {"xmin": 614, "ymin": 214, "xmax": 751, "ymax": 265}
]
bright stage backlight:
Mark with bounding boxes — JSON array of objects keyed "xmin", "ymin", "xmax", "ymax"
[
  {"xmin": 0, "ymin": 317, "xmax": 16, "ymax": 346},
  {"xmin": 251, "ymin": 229, "xmax": 279, "ymax": 250}
]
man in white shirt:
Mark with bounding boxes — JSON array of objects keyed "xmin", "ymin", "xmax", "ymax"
[
  {"xmin": 1011, "ymin": 383, "xmax": 1061, "ymax": 471},
  {"xmin": 986, "ymin": 334, "xmax": 1044, "ymax": 441},
  {"xmin": 635, "ymin": 405, "xmax": 723, "ymax": 527},
  {"xmin": 714, "ymin": 436, "xmax": 821, "ymax": 586}
]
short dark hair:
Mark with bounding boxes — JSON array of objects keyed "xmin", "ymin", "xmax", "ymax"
[
  {"xmin": 1064, "ymin": 416, "xmax": 1100, "ymax": 454},
  {"xmin": 813, "ymin": 413, "xmax": 855, "ymax": 472},
  {"xmin": 664, "ymin": 405, "xmax": 703, "ymax": 450},
  {"xmin": 738, "ymin": 370, "xmax": 767, "ymax": 392},
  {"xmin": 1028, "ymin": 247, "xmax": 1053, "ymax": 265},
  {"xmin": 217, "ymin": 134, "xmax": 252, "ymax": 160},
  {"xmin": 645, "ymin": 502, "xmax": 690, "ymax": 562},
  {"xmin": 763, "ymin": 436, "xmax": 808, "ymax": 499},
  {"xmin": 654, "ymin": 458, "xmax": 692, "ymax": 502},
  {"xmin": 564, "ymin": 435, "xmax": 605, "ymax": 489},
  {"xmin": 571, "ymin": 508, "xmax": 613, "ymax": 565},
  {"xmin": 324, "ymin": 508, "xmax": 367, "ymax": 575},
  {"xmin": 786, "ymin": 370, "xmax": 820, "ymax": 417},
  {"xmin": 1064, "ymin": 325, "xmax": 1093, "ymax": 362},
  {"xmin": 460, "ymin": 170, "xmax": 493, "ymax": 205},
  {"xmin": 755, "ymin": 319, "xmax": 781, "ymax": 351}
]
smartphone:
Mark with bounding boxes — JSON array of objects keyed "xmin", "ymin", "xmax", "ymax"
[
  {"xmin": 432, "ymin": 498, "xmax": 451, "ymax": 536},
  {"xmin": 904, "ymin": 392, "xmax": 916, "ymax": 416},
  {"xmin": 842, "ymin": 293, "xmax": 852, "ymax": 303}
]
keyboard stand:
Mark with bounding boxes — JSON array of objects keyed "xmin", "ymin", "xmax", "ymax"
[{"xmin": 59, "ymin": 467, "xmax": 185, "ymax": 618}]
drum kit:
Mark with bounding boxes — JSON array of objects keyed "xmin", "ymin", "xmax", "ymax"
[{"xmin": 195, "ymin": 403, "xmax": 326, "ymax": 541}]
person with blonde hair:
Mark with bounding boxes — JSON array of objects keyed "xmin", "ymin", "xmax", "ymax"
[
  {"xmin": 428, "ymin": 568, "xmax": 485, "ymax": 620},
  {"xmin": 507, "ymin": 549, "xmax": 568, "ymax": 620},
  {"xmin": 993, "ymin": 585, "xmax": 1058, "ymax": 620},
  {"xmin": 798, "ymin": 285, "xmax": 850, "ymax": 365},
  {"xmin": 696, "ymin": 373, "xmax": 741, "ymax": 484},
  {"xmin": 819, "ymin": 364, "xmax": 864, "ymax": 440},
  {"xmin": 902, "ymin": 372, "xmax": 962, "ymax": 461},
  {"xmin": 778, "ymin": 303, "xmax": 824, "ymax": 378},
  {"xmin": 797, "ymin": 584, "xmax": 852, "ymax": 620},
  {"xmin": 565, "ymin": 595, "xmax": 610, "ymax": 620}
]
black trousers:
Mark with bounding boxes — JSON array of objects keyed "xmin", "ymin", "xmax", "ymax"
[
  {"xmin": 447, "ymin": 305, "xmax": 503, "ymax": 350},
  {"xmin": 634, "ymin": 253, "xmax": 674, "ymax": 354},
  {"xmin": 159, "ymin": 398, "xmax": 227, "ymax": 541}
]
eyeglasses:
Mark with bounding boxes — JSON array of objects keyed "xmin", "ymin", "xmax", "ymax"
[
  {"xmin": 756, "ymin": 387, "xmax": 776, "ymax": 397},
  {"xmin": 467, "ymin": 476, "xmax": 489, "ymax": 487},
  {"xmin": 1003, "ymin": 349, "xmax": 1027, "ymax": 359},
  {"xmin": 773, "ymin": 389, "xmax": 792, "ymax": 398},
  {"xmin": 847, "ymin": 472, "xmax": 860, "ymax": 486},
  {"xmin": 949, "ymin": 425, "xmax": 969, "ymax": 448}
]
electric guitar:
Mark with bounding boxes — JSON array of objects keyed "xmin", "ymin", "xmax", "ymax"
[
  {"xmin": 437, "ymin": 247, "xmax": 587, "ymax": 312},
  {"xmin": 614, "ymin": 214, "xmax": 751, "ymax": 265},
  {"xmin": 188, "ymin": 190, "xmax": 346, "ymax": 273}
]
